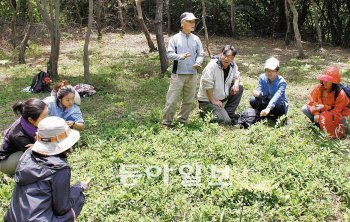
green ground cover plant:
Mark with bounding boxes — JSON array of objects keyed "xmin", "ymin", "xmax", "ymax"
[{"xmin": 0, "ymin": 33, "xmax": 350, "ymax": 221}]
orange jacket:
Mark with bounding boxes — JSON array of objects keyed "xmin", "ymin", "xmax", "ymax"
[{"xmin": 307, "ymin": 84, "xmax": 350, "ymax": 116}]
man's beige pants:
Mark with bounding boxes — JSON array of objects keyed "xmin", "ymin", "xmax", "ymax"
[{"xmin": 162, "ymin": 74, "xmax": 197, "ymax": 125}]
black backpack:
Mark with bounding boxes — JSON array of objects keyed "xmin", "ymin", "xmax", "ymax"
[
  {"xmin": 334, "ymin": 83, "xmax": 350, "ymax": 107},
  {"xmin": 30, "ymin": 71, "xmax": 51, "ymax": 93},
  {"xmin": 237, "ymin": 108, "xmax": 261, "ymax": 129}
]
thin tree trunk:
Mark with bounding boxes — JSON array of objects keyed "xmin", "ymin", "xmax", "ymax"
[
  {"xmin": 135, "ymin": 0, "xmax": 157, "ymax": 52},
  {"xmin": 155, "ymin": 0, "xmax": 167, "ymax": 75},
  {"xmin": 8, "ymin": 0, "xmax": 19, "ymax": 48},
  {"xmin": 284, "ymin": 0, "xmax": 291, "ymax": 45},
  {"xmin": 230, "ymin": 0, "xmax": 236, "ymax": 38},
  {"xmin": 35, "ymin": 0, "xmax": 61, "ymax": 79},
  {"xmin": 19, "ymin": 0, "xmax": 33, "ymax": 64},
  {"xmin": 201, "ymin": 0, "xmax": 211, "ymax": 57},
  {"xmin": 84, "ymin": 0, "xmax": 93, "ymax": 84},
  {"xmin": 287, "ymin": 0, "xmax": 305, "ymax": 58},
  {"xmin": 165, "ymin": 0, "xmax": 171, "ymax": 34},
  {"xmin": 96, "ymin": 0, "xmax": 103, "ymax": 39},
  {"xmin": 310, "ymin": 0, "xmax": 322, "ymax": 48},
  {"xmin": 117, "ymin": 0, "xmax": 126, "ymax": 34}
]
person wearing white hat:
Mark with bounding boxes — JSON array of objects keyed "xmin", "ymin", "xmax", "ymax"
[
  {"xmin": 250, "ymin": 57, "xmax": 288, "ymax": 123},
  {"xmin": 161, "ymin": 12, "xmax": 204, "ymax": 128},
  {"xmin": 4, "ymin": 116, "xmax": 90, "ymax": 222}
]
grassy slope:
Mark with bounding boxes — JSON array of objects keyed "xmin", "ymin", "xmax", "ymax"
[{"xmin": 1, "ymin": 33, "xmax": 350, "ymax": 221}]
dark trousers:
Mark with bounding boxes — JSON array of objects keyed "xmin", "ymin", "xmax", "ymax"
[
  {"xmin": 199, "ymin": 85, "xmax": 244, "ymax": 125},
  {"xmin": 249, "ymin": 96, "xmax": 286, "ymax": 121}
]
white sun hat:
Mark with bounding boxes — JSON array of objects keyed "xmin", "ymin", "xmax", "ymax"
[
  {"xmin": 180, "ymin": 12, "xmax": 198, "ymax": 23},
  {"xmin": 264, "ymin": 57, "xmax": 280, "ymax": 70},
  {"xmin": 31, "ymin": 116, "xmax": 80, "ymax": 156}
]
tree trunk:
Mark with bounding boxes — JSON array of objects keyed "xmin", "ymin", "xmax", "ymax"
[
  {"xmin": 287, "ymin": 0, "xmax": 305, "ymax": 58},
  {"xmin": 310, "ymin": 0, "xmax": 322, "ymax": 48},
  {"xmin": 84, "ymin": 0, "xmax": 93, "ymax": 84},
  {"xmin": 165, "ymin": 0, "xmax": 171, "ymax": 34},
  {"xmin": 35, "ymin": 0, "xmax": 61, "ymax": 79},
  {"xmin": 96, "ymin": 0, "xmax": 103, "ymax": 39},
  {"xmin": 19, "ymin": 0, "xmax": 33, "ymax": 64},
  {"xmin": 116, "ymin": 0, "xmax": 126, "ymax": 34},
  {"xmin": 135, "ymin": 0, "xmax": 157, "ymax": 52},
  {"xmin": 8, "ymin": 0, "xmax": 19, "ymax": 48},
  {"xmin": 154, "ymin": 0, "xmax": 167, "ymax": 75},
  {"xmin": 230, "ymin": 0, "xmax": 236, "ymax": 38},
  {"xmin": 201, "ymin": 0, "xmax": 211, "ymax": 57},
  {"xmin": 284, "ymin": 0, "xmax": 291, "ymax": 45}
]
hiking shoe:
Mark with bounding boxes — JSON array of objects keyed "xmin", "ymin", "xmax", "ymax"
[{"xmin": 230, "ymin": 114, "xmax": 240, "ymax": 125}]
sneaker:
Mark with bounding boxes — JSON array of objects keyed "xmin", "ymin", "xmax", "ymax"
[
  {"xmin": 230, "ymin": 114, "xmax": 240, "ymax": 125},
  {"xmin": 230, "ymin": 114, "xmax": 241, "ymax": 119}
]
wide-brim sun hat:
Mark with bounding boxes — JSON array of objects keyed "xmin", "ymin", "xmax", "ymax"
[
  {"xmin": 317, "ymin": 66, "xmax": 341, "ymax": 84},
  {"xmin": 264, "ymin": 57, "xmax": 280, "ymax": 70},
  {"xmin": 180, "ymin": 12, "xmax": 198, "ymax": 23},
  {"xmin": 31, "ymin": 116, "xmax": 80, "ymax": 156}
]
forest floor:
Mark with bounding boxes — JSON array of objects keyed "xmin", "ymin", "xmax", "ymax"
[{"xmin": 1, "ymin": 31, "xmax": 350, "ymax": 221}]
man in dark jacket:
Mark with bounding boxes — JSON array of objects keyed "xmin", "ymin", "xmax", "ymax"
[{"xmin": 4, "ymin": 116, "xmax": 90, "ymax": 222}]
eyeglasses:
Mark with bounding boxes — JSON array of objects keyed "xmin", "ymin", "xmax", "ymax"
[{"xmin": 222, "ymin": 54, "xmax": 235, "ymax": 60}]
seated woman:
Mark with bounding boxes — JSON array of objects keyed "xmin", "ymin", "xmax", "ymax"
[
  {"xmin": 302, "ymin": 66, "xmax": 350, "ymax": 138},
  {"xmin": 45, "ymin": 85, "xmax": 85, "ymax": 131},
  {"xmin": 4, "ymin": 116, "xmax": 90, "ymax": 222},
  {"xmin": 250, "ymin": 57, "xmax": 289, "ymax": 122},
  {"xmin": 44, "ymin": 80, "xmax": 81, "ymax": 105},
  {"xmin": 0, "ymin": 99, "xmax": 48, "ymax": 176}
]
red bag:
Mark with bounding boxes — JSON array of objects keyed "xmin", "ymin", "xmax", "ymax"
[{"xmin": 319, "ymin": 111, "xmax": 346, "ymax": 139}]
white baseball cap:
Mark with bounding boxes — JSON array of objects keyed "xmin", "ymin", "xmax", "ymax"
[
  {"xmin": 32, "ymin": 116, "xmax": 80, "ymax": 156},
  {"xmin": 180, "ymin": 12, "xmax": 198, "ymax": 23},
  {"xmin": 264, "ymin": 57, "xmax": 280, "ymax": 70}
]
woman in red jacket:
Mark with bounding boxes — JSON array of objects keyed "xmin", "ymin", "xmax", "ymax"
[{"xmin": 302, "ymin": 66, "xmax": 350, "ymax": 138}]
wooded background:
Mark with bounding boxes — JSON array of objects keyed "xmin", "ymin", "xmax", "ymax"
[{"xmin": 1, "ymin": 0, "xmax": 349, "ymax": 79}]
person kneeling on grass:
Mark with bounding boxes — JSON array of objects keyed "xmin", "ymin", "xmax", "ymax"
[
  {"xmin": 44, "ymin": 85, "xmax": 85, "ymax": 131},
  {"xmin": 4, "ymin": 116, "xmax": 90, "ymax": 222},
  {"xmin": 250, "ymin": 57, "xmax": 289, "ymax": 123},
  {"xmin": 0, "ymin": 98, "xmax": 48, "ymax": 176},
  {"xmin": 197, "ymin": 45, "xmax": 243, "ymax": 125},
  {"xmin": 301, "ymin": 66, "xmax": 350, "ymax": 139}
]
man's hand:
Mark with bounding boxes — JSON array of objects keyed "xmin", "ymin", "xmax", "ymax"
[
  {"xmin": 193, "ymin": 63, "xmax": 202, "ymax": 70},
  {"xmin": 253, "ymin": 90, "xmax": 261, "ymax": 97},
  {"xmin": 212, "ymin": 99, "xmax": 223, "ymax": 108},
  {"xmin": 180, "ymin": 53, "xmax": 191, "ymax": 59},
  {"xmin": 260, "ymin": 107, "xmax": 271, "ymax": 117},
  {"xmin": 25, "ymin": 144, "xmax": 34, "ymax": 149},
  {"xmin": 230, "ymin": 85, "xmax": 240, "ymax": 95}
]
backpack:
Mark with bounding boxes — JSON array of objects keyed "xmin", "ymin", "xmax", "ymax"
[
  {"xmin": 334, "ymin": 83, "xmax": 350, "ymax": 108},
  {"xmin": 237, "ymin": 108, "xmax": 261, "ymax": 129},
  {"xmin": 30, "ymin": 71, "xmax": 51, "ymax": 93}
]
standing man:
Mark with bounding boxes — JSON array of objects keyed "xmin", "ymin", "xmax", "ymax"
[
  {"xmin": 197, "ymin": 45, "xmax": 244, "ymax": 125},
  {"xmin": 161, "ymin": 12, "xmax": 204, "ymax": 128}
]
